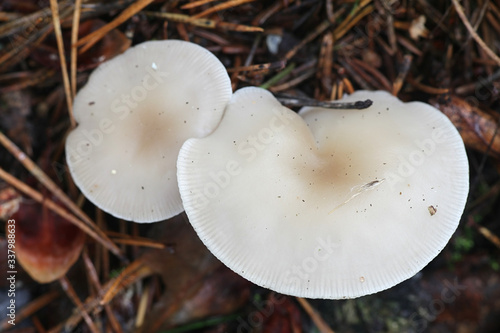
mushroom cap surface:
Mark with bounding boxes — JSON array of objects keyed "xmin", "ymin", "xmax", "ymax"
[
  {"xmin": 66, "ymin": 40, "xmax": 232, "ymax": 222},
  {"xmin": 177, "ymin": 87, "xmax": 469, "ymax": 299}
]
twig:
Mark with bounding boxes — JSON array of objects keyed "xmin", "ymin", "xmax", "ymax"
[
  {"xmin": 191, "ymin": 0, "xmax": 256, "ymax": 18},
  {"xmin": 343, "ymin": 77, "xmax": 355, "ymax": 94},
  {"xmin": 396, "ymin": 35, "xmax": 423, "ymax": 56},
  {"xmin": 345, "ymin": 58, "xmax": 386, "ymax": 90},
  {"xmin": 181, "ymin": 0, "xmax": 219, "ymax": 9},
  {"xmin": 0, "ymin": 20, "xmax": 53, "ymax": 73},
  {"xmin": 269, "ymin": 69, "xmax": 316, "ymax": 92},
  {"xmin": 59, "ymin": 276, "xmax": 100, "ymax": 333},
  {"xmin": 330, "ymin": 81, "xmax": 339, "ymax": 100},
  {"xmin": 70, "ymin": 0, "xmax": 83, "ymax": 100},
  {"xmin": 143, "ymin": 11, "xmax": 263, "ymax": 32},
  {"xmin": 477, "ymin": 226, "xmax": 500, "ymax": 249},
  {"xmin": 100, "ymin": 260, "xmax": 153, "ymax": 305},
  {"xmin": 0, "ymin": 6, "xmax": 52, "ymax": 37},
  {"xmin": 49, "ymin": 0, "xmax": 75, "ymax": 129},
  {"xmin": 406, "ymin": 76, "xmax": 449, "ymax": 94},
  {"xmin": 77, "ymin": 0, "xmax": 156, "ymax": 53},
  {"xmin": 227, "ymin": 60, "xmax": 286, "ymax": 73},
  {"xmin": 451, "ymin": 0, "xmax": 500, "ymax": 67},
  {"xmin": 252, "ymin": 0, "xmax": 283, "ymax": 26},
  {"xmin": 32, "ymin": 316, "xmax": 47, "ymax": 333},
  {"xmin": 317, "ymin": 32, "xmax": 334, "ymax": 98},
  {"xmin": 472, "ymin": 0, "xmax": 490, "ymax": 31},
  {"xmin": 296, "ymin": 297, "xmax": 335, "ymax": 333},
  {"xmin": 332, "ymin": 1, "xmax": 373, "ymax": 41},
  {"xmin": 380, "ymin": 0, "xmax": 397, "ymax": 54},
  {"xmin": 339, "ymin": 59, "xmax": 372, "ymax": 90},
  {"xmin": 0, "ymin": 69, "xmax": 55, "ymax": 93},
  {"xmin": 326, "ymin": 0, "xmax": 335, "ymax": 23},
  {"xmin": 350, "ymin": 58, "xmax": 392, "ymax": 91},
  {"xmin": 454, "ymin": 69, "xmax": 500, "ymax": 95},
  {"xmin": 244, "ymin": 33, "xmax": 262, "ymax": 66},
  {"xmin": 276, "ymin": 94, "xmax": 372, "ymax": 109},
  {"xmin": 468, "ymin": 215, "xmax": 500, "ymax": 250},
  {"xmin": 49, "ymin": 258, "xmax": 152, "ymax": 332},
  {"xmin": 82, "ymin": 251, "xmax": 123, "ymax": 333},
  {"xmin": 110, "ymin": 237, "xmax": 166, "ymax": 249},
  {"xmin": 95, "ymin": 208, "xmax": 108, "ymax": 281},
  {"xmin": 284, "ymin": 20, "xmax": 331, "ymax": 61},
  {"xmin": 392, "ymin": 54, "xmax": 413, "ymax": 95},
  {"xmin": 135, "ymin": 283, "xmax": 150, "ymax": 328},
  {"xmin": 260, "ymin": 63, "xmax": 296, "ymax": 89}
]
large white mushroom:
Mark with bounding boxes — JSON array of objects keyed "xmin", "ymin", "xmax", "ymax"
[
  {"xmin": 177, "ymin": 87, "xmax": 469, "ymax": 299},
  {"xmin": 66, "ymin": 40, "xmax": 232, "ymax": 223}
]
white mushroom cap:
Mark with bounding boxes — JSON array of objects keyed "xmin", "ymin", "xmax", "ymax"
[
  {"xmin": 66, "ymin": 40, "xmax": 232, "ymax": 223},
  {"xmin": 177, "ymin": 87, "xmax": 469, "ymax": 299}
]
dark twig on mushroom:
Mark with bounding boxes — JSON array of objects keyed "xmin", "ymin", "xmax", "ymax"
[{"xmin": 276, "ymin": 94, "xmax": 373, "ymax": 109}]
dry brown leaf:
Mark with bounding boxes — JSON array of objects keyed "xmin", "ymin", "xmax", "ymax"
[
  {"xmin": 138, "ymin": 215, "xmax": 251, "ymax": 332},
  {"xmin": 430, "ymin": 95, "xmax": 500, "ymax": 158},
  {"xmin": 9, "ymin": 198, "xmax": 86, "ymax": 283}
]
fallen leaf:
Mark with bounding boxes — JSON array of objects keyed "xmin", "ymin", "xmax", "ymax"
[
  {"xmin": 430, "ymin": 95, "xmax": 500, "ymax": 158},
  {"xmin": 138, "ymin": 215, "xmax": 251, "ymax": 332},
  {"xmin": 9, "ymin": 198, "xmax": 86, "ymax": 283}
]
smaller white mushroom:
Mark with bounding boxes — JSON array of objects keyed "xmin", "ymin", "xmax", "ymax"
[
  {"xmin": 66, "ymin": 40, "xmax": 232, "ymax": 222},
  {"xmin": 177, "ymin": 87, "xmax": 469, "ymax": 299}
]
